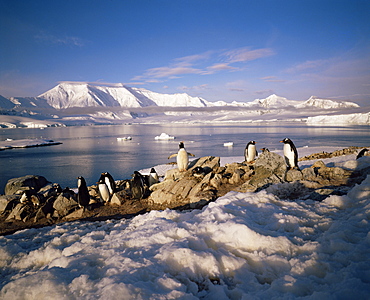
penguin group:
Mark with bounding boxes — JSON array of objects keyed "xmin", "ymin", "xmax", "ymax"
[
  {"xmin": 243, "ymin": 138, "xmax": 299, "ymax": 170},
  {"xmin": 75, "ymin": 137, "xmax": 302, "ymax": 206}
]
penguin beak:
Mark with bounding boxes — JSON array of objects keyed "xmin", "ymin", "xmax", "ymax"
[{"xmin": 279, "ymin": 140, "xmax": 283, "ymax": 143}]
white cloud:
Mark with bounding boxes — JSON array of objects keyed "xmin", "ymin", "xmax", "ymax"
[
  {"xmin": 35, "ymin": 32, "xmax": 85, "ymax": 47},
  {"xmin": 223, "ymin": 47, "xmax": 274, "ymax": 63}
]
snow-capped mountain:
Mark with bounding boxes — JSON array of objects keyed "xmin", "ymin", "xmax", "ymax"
[
  {"xmin": 38, "ymin": 82, "xmax": 209, "ymax": 109},
  {"xmin": 249, "ymin": 94, "xmax": 300, "ymax": 108},
  {"xmin": 298, "ymin": 96, "xmax": 360, "ymax": 109},
  {"xmin": 0, "ymin": 81, "xmax": 366, "ymax": 127}
]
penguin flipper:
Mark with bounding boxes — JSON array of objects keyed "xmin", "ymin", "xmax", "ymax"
[
  {"xmin": 187, "ymin": 152, "xmax": 195, "ymax": 157},
  {"xmin": 168, "ymin": 153, "xmax": 177, "ymax": 159}
]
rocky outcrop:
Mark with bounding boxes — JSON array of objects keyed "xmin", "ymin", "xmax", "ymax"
[
  {"xmin": 1, "ymin": 148, "xmax": 369, "ymax": 236},
  {"xmin": 4, "ymin": 175, "xmax": 49, "ymax": 195}
]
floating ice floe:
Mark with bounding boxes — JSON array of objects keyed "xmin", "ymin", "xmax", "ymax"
[
  {"xmin": 117, "ymin": 136, "xmax": 132, "ymax": 141},
  {"xmin": 0, "ymin": 138, "xmax": 62, "ymax": 150},
  {"xmin": 155, "ymin": 132, "xmax": 175, "ymax": 140},
  {"xmin": 223, "ymin": 142, "xmax": 234, "ymax": 147}
]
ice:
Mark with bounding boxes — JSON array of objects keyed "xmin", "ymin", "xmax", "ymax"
[
  {"xmin": 0, "ymin": 148, "xmax": 369, "ymax": 298},
  {"xmin": 0, "ymin": 138, "xmax": 62, "ymax": 150},
  {"xmin": 154, "ymin": 132, "xmax": 176, "ymax": 140}
]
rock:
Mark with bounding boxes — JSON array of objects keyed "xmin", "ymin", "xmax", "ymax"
[
  {"xmin": 285, "ymin": 169, "xmax": 303, "ymax": 182},
  {"xmin": 5, "ymin": 175, "xmax": 49, "ymax": 195},
  {"xmin": 0, "ymin": 195, "xmax": 18, "ymax": 214},
  {"xmin": 53, "ymin": 192, "xmax": 78, "ymax": 217},
  {"xmin": 5, "ymin": 203, "xmax": 33, "ymax": 222},
  {"xmin": 248, "ymin": 151, "xmax": 287, "ymax": 190},
  {"xmin": 64, "ymin": 208, "xmax": 84, "ymax": 220}
]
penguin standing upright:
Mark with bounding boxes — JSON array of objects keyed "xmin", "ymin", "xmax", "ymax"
[
  {"xmin": 148, "ymin": 168, "xmax": 159, "ymax": 187},
  {"xmin": 168, "ymin": 142, "xmax": 195, "ymax": 172},
  {"xmin": 244, "ymin": 141, "xmax": 258, "ymax": 163},
  {"xmin": 280, "ymin": 138, "xmax": 299, "ymax": 169},
  {"xmin": 100, "ymin": 172, "xmax": 116, "ymax": 197},
  {"xmin": 97, "ymin": 178, "xmax": 110, "ymax": 203},
  {"xmin": 131, "ymin": 171, "xmax": 145, "ymax": 199},
  {"xmin": 356, "ymin": 148, "xmax": 369, "ymax": 160},
  {"xmin": 77, "ymin": 176, "xmax": 90, "ymax": 209}
]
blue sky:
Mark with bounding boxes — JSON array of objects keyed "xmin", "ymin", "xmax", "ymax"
[{"xmin": 1, "ymin": 0, "xmax": 369, "ymax": 105}]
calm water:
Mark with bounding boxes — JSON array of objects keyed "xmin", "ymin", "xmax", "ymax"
[{"xmin": 1, "ymin": 123, "xmax": 369, "ymax": 194}]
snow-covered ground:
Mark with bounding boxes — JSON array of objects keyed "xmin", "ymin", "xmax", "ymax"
[{"xmin": 1, "ymin": 147, "xmax": 370, "ymax": 299}]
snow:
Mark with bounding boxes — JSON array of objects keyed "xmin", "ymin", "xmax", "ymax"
[
  {"xmin": 1, "ymin": 147, "xmax": 370, "ymax": 299},
  {"xmin": 1, "ymin": 83, "xmax": 367, "ymax": 127},
  {"xmin": 307, "ymin": 112, "xmax": 370, "ymax": 125},
  {"xmin": 0, "ymin": 138, "xmax": 61, "ymax": 150}
]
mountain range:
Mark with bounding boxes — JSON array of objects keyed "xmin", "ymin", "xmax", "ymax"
[{"xmin": 0, "ymin": 82, "xmax": 367, "ymax": 127}]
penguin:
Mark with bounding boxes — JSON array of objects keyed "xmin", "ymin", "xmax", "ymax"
[
  {"xmin": 77, "ymin": 176, "xmax": 90, "ymax": 209},
  {"xmin": 280, "ymin": 138, "xmax": 299, "ymax": 170},
  {"xmin": 244, "ymin": 141, "xmax": 258, "ymax": 163},
  {"xmin": 192, "ymin": 166, "xmax": 206, "ymax": 178},
  {"xmin": 19, "ymin": 190, "xmax": 31, "ymax": 204},
  {"xmin": 131, "ymin": 171, "xmax": 145, "ymax": 199},
  {"xmin": 168, "ymin": 142, "xmax": 195, "ymax": 172},
  {"xmin": 97, "ymin": 178, "xmax": 110, "ymax": 203},
  {"xmin": 260, "ymin": 147, "xmax": 270, "ymax": 153},
  {"xmin": 356, "ymin": 148, "xmax": 369, "ymax": 160},
  {"xmin": 102, "ymin": 172, "xmax": 116, "ymax": 196},
  {"xmin": 148, "ymin": 168, "xmax": 159, "ymax": 187}
]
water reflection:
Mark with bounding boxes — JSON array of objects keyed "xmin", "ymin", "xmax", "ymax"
[{"xmin": 1, "ymin": 124, "xmax": 369, "ymax": 193}]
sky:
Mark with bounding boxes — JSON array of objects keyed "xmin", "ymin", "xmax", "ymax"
[{"xmin": 1, "ymin": 0, "xmax": 369, "ymax": 105}]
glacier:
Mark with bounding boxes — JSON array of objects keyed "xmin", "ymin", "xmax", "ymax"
[{"xmin": 0, "ymin": 82, "xmax": 368, "ymax": 127}]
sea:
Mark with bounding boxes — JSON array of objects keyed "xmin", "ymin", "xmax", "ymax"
[{"xmin": 1, "ymin": 123, "xmax": 369, "ymax": 194}]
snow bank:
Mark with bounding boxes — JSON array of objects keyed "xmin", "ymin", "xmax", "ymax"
[
  {"xmin": 307, "ymin": 112, "xmax": 370, "ymax": 125},
  {"xmin": 1, "ymin": 152, "xmax": 369, "ymax": 299}
]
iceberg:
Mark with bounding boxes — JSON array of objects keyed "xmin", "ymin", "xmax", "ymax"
[{"xmin": 155, "ymin": 132, "xmax": 176, "ymax": 140}]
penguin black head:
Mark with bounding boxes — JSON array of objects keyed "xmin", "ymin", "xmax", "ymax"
[
  {"xmin": 280, "ymin": 138, "xmax": 292, "ymax": 144},
  {"xmin": 260, "ymin": 147, "xmax": 270, "ymax": 153},
  {"xmin": 179, "ymin": 142, "xmax": 185, "ymax": 149},
  {"xmin": 150, "ymin": 168, "xmax": 156, "ymax": 173},
  {"xmin": 248, "ymin": 141, "xmax": 256, "ymax": 145},
  {"xmin": 77, "ymin": 176, "xmax": 87, "ymax": 188},
  {"xmin": 192, "ymin": 166, "xmax": 205, "ymax": 177}
]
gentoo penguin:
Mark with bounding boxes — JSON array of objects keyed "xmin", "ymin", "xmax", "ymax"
[
  {"xmin": 99, "ymin": 172, "xmax": 116, "ymax": 197},
  {"xmin": 97, "ymin": 178, "xmax": 110, "ymax": 203},
  {"xmin": 19, "ymin": 190, "xmax": 31, "ymax": 204},
  {"xmin": 148, "ymin": 168, "xmax": 159, "ymax": 187},
  {"xmin": 168, "ymin": 142, "xmax": 195, "ymax": 172},
  {"xmin": 280, "ymin": 138, "xmax": 299, "ymax": 170},
  {"xmin": 356, "ymin": 148, "xmax": 369, "ymax": 160},
  {"xmin": 77, "ymin": 176, "xmax": 90, "ymax": 209},
  {"xmin": 131, "ymin": 171, "xmax": 145, "ymax": 199},
  {"xmin": 244, "ymin": 141, "xmax": 258, "ymax": 163},
  {"xmin": 260, "ymin": 147, "xmax": 270, "ymax": 153},
  {"xmin": 192, "ymin": 166, "xmax": 206, "ymax": 178}
]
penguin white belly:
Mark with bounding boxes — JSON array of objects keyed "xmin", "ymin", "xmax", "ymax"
[
  {"xmin": 177, "ymin": 148, "xmax": 189, "ymax": 171},
  {"xmin": 283, "ymin": 144, "xmax": 296, "ymax": 168},
  {"xmin": 246, "ymin": 145, "xmax": 257, "ymax": 163},
  {"xmin": 105, "ymin": 177, "xmax": 114, "ymax": 195},
  {"xmin": 149, "ymin": 173, "xmax": 159, "ymax": 186},
  {"xmin": 98, "ymin": 183, "xmax": 110, "ymax": 202}
]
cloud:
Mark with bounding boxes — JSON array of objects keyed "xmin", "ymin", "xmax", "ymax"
[
  {"xmin": 261, "ymin": 76, "xmax": 285, "ymax": 82},
  {"xmin": 35, "ymin": 32, "xmax": 85, "ymax": 47},
  {"xmin": 133, "ymin": 46, "xmax": 275, "ymax": 83},
  {"xmin": 204, "ymin": 63, "xmax": 238, "ymax": 74},
  {"xmin": 223, "ymin": 47, "xmax": 274, "ymax": 63},
  {"xmin": 285, "ymin": 59, "xmax": 326, "ymax": 73}
]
